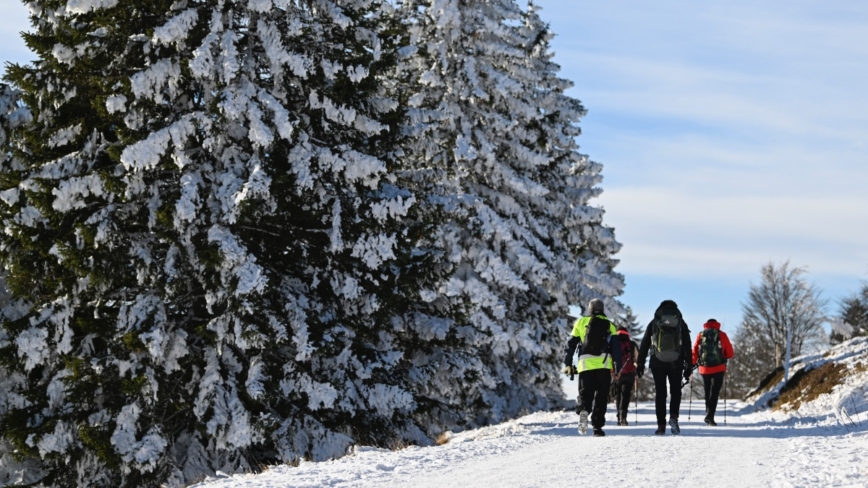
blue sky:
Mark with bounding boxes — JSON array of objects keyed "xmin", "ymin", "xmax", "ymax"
[
  {"xmin": 535, "ymin": 0, "xmax": 868, "ymax": 333},
  {"xmin": 2, "ymin": 1, "xmax": 867, "ymax": 336}
]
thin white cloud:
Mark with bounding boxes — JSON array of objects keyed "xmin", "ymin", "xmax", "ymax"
[
  {"xmin": 599, "ymin": 187, "xmax": 868, "ymax": 278},
  {"xmin": 528, "ymin": 0, "xmax": 868, "ymax": 291},
  {"xmin": 594, "ymin": 130, "xmax": 868, "ymax": 193},
  {"xmin": 561, "ymin": 51, "xmax": 868, "ymax": 144}
]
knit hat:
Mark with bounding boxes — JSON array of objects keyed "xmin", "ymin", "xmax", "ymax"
[{"xmin": 588, "ymin": 298, "xmax": 605, "ymax": 314}]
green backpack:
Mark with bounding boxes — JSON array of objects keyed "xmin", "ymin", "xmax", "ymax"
[
  {"xmin": 652, "ymin": 312, "xmax": 682, "ymax": 362},
  {"xmin": 698, "ymin": 328, "xmax": 725, "ymax": 367}
]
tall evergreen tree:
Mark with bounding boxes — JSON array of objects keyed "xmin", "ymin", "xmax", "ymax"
[
  {"xmin": 397, "ymin": 0, "xmax": 624, "ymax": 427},
  {"xmin": 0, "ymin": 1, "xmax": 425, "ymax": 485},
  {"xmin": 0, "ymin": 0, "xmax": 627, "ymax": 484},
  {"xmin": 0, "ymin": 83, "xmax": 44, "ymax": 485},
  {"xmin": 521, "ymin": 2, "xmax": 624, "ymax": 313},
  {"xmin": 613, "ymin": 305, "xmax": 642, "ymax": 337},
  {"xmin": 833, "ymin": 282, "xmax": 868, "ymax": 344}
]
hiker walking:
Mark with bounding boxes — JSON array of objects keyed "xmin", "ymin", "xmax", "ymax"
[
  {"xmin": 613, "ymin": 326, "xmax": 639, "ymax": 426},
  {"xmin": 692, "ymin": 318, "xmax": 734, "ymax": 426},
  {"xmin": 636, "ymin": 300, "xmax": 693, "ymax": 435},
  {"xmin": 563, "ymin": 298, "xmax": 622, "ymax": 437}
]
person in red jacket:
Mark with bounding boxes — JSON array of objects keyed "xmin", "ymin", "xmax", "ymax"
[
  {"xmin": 613, "ymin": 326, "xmax": 639, "ymax": 426},
  {"xmin": 691, "ymin": 319, "xmax": 734, "ymax": 426}
]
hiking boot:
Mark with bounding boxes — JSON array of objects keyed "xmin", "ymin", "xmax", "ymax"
[
  {"xmin": 592, "ymin": 428, "xmax": 605, "ymax": 437},
  {"xmin": 654, "ymin": 425, "xmax": 665, "ymax": 435},
  {"xmin": 707, "ymin": 419, "xmax": 717, "ymax": 426},
  {"xmin": 578, "ymin": 410, "xmax": 589, "ymax": 435},
  {"xmin": 669, "ymin": 417, "xmax": 681, "ymax": 435},
  {"xmin": 618, "ymin": 419, "xmax": 628, "ymax": 426}
]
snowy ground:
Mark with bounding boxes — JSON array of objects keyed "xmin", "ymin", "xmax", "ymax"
[
  {"xmin": 192, "ymin": 399, "xmax": 868, "ymax": 487},
  {"xmin": 194, "ymin": 338, "xmax": 868, "ymax": 487}
]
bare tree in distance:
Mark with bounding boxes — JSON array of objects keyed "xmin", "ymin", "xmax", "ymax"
[
  {"xmin": 726, "ymin": 261, "xmax": 827, "ymax": 398},
  {"xmin": 743, "ymin": 261, "xmax": 827, "ymax": 364}
]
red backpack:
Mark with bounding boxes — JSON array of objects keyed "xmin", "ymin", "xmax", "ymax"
[{"xmin": 618, "ymin": 336, "xmax": 637, "ymax": 374}]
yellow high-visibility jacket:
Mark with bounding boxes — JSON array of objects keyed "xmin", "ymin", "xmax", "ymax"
[{"xmin": 570, "ymin": 315, "xmax": 619, "ymax": 373}]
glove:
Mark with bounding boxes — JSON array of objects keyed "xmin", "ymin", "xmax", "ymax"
[
  {"xmin": 636, "ymin": 364, "xmax": 644, "ymax": 378},
  {"xmin": 683, "ymin": 368, "xmax": 692, "ymax": 380},
  {"xmin": 562, "ymin": 365, "xmax": 575, "ymax": 375}
]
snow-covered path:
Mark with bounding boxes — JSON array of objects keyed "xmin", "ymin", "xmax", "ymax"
[
  {"xmin": 403, "ymin": 410, "xmax": 785, "ymax": 487},
  {"xmin": 193, "ymin": 399, "xmax": 868, "ymax": 487}
]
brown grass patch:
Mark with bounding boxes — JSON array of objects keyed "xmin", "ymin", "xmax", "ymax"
[
  {"xmin": 435, "ymin": 432, "xmax": 451, "ymax": 446},
  {"xmin": 772, "ymin": 362, "xmax": 847, "ymax": 411},
  {"xmin": 851, "ymin": 361, "xmax": 868, "ymax": 375},
  {"xmin": 750, "ymin": 366, "xmax": 785, "ymax": 397},
  {"xmin": 383, "ymin": 437, "xmax": 414, "ymax": 451}
]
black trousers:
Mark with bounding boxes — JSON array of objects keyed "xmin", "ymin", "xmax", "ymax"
[
  {"xmin": 614, "ymin": 373, "xmax": 636, "ymax": 420},
  {"xmin": 651, "ymin": 366, "xmax": 683, "ymax": 424},
  {"xmin": 702, "ymin": 371, "xmax": 726, "ymax": 418},
  {"xmin": 578, "ymin": 368, "xmax": 612, "ymax": 429}
]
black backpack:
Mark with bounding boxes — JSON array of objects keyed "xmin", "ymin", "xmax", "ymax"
[
  {"xmin": 582, "ymin": 315, "xmax": 611, "ymax": 356},
  {"xmin": 652, "ymin": 311, "xmax": 682, "ymax": 362},
  {"xmin": 698, "ymin": 328, "xmax": 725, "ymax": 367}
]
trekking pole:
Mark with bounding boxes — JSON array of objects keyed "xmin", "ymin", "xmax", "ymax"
[
  {"xmin": 724, "ymin": 373, "xmax": 727, "ymax": 425},
  {"xmin": 634, "ymin": 374, "xmax": 639, "ymax": 425},
  {"xmin": 688, "ymin": 379, "xmax": 693, "ymax": 420}
]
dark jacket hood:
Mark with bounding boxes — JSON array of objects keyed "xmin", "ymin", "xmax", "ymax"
[{"xmin": 654, "ymin": 300, "xmax": 681, "ymax": 318}]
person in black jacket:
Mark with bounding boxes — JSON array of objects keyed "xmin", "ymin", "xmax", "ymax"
[{"xmin": 636, "ymin": 300, "xmax": 693, "ymax": 435}]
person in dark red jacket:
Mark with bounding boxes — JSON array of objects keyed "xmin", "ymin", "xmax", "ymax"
[
  {"xmin": 613, "ymin": 327, "xmax": 639, "ymax": 426},
  {"xmin": 691, "ymin": 318, "xmax": 734, "ymax": 426}
]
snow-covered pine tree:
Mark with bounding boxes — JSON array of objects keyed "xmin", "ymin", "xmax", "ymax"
[
  {"xmin": 836, "ymin": 282, "xmax": 868, "ymax": 342},
  {"xmin": 612, "ymin": 305, "xmax": 642, "ymax": 337},
  {"xmin": 0, "ymin": 83, "xmax": 45, "ymax": 485},
  {"xmin": 520, "ymin": 2, "xmax": 624, "ymax": 317},
  {"xmin": 504, "ymin": 0, "xmax": 624, "ymax": 406},
  {"xmin": 396, "ymin": 0, "xmax": 624, "ymax": 430},
  {"xmin": 0, "ymin": 0, "xmax": 426, "ymax": 485}
]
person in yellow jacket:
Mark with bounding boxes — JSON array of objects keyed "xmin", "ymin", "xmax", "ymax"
[{"xmin": 562, "ymin": 299, "xmax": 622, "ymax": 436}]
